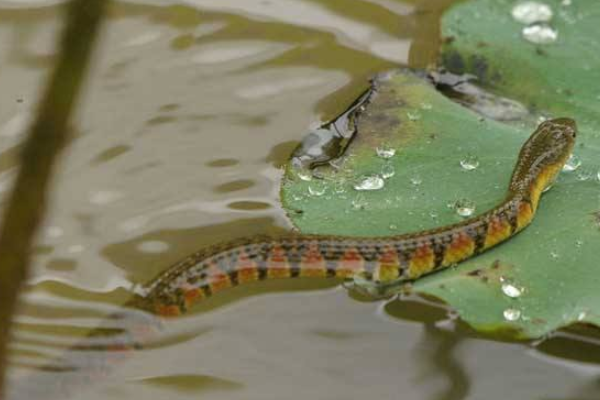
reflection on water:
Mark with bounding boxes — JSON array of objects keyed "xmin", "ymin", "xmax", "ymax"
[{"xmin": 0, "ymin": 0, "xmax": 599, "ymax": 399}]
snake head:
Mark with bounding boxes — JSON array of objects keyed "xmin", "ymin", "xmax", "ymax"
[{"xmin": 510, "ymin": 117, "xmax": 577, "ymax": 204}]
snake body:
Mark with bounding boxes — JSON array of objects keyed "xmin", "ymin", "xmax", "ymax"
[{"xmin": 139, "ymin": 118, "xmax": 577, "ymax": 316}]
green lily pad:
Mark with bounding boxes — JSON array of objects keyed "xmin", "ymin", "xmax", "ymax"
[{"xmin": 281, "ymin": 0, "xmax": 600, "ymax": 338}]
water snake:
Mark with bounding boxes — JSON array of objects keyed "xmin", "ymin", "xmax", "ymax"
[{"xmin": 136, "ymin": 117, "xmax": 577, "ymax": 317}]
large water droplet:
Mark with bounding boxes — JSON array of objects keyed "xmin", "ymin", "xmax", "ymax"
[
  {"xmin": 500, "ymin": 277, "xmax": 524, "ymax": 298},
  {"xmin": 563, "ymin": 154, "xmax": 581, "ymax": 171},
  {"xmin": 561, "ymin": 0, "xmax": 572, "ymax": 6},
  {"xmin": 376, "ymin": 144, "xmax": 396, "ymax": 159},
  {"xmin": 550, "ymin": 251, "xmax": 559, "ymax": 259},
  {"xmin": 354, "ymin": 175, "xmax": 385, "ymax": 191},
  {"xmin": 453, "ymin": 198, "xmax": 476, "ymax": 217},
  {"xmin": 503, "ymin": 308, "xmax": 522, "ymax": 321},
  {"xmin": 460, "ymin": 154, "xmax": 480, "ymax": 171},
  {"xmin": 381, "ymin": 164, "xmax": 395, "ymax": 179},
  {"xmin": 512, "ymin": 2, "xmax": 553, "ymax": 24},
  {"xmin": 522, "ymin": 24, "xmax": 558, "ymax": 44}
]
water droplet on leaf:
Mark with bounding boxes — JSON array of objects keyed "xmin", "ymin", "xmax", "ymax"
[
  {"xmin": 562, "ymin": 154, "xmax": 581, "ymax": 172},
  {"xmin": 381, "ymin": 164, "xmax": 395, "ymax": 179},
  {"xmin": 354, "ymin": 175, "xmax": 385, "ymax": 191},
  {"xmin": 460, "ymin": 154, "xmax": 480, "ymax": 171},
  {"xmin": 376, "ymin": 144, "xmax": 396, "ymax": 159},
  {"xmin": 453, "ymin": 198, "xmax": 476, "ymax": 217},
  {"xmin": 308, "ymin": 182, "xmax": 326, "ymax": 196},
  {"xmin": 522, "ymin": 24, "xmax": 558, "ymax": 44},
  {"xmin": 406, "ymin": 111, "xmax": 421, "ymax": 121},
  {"xmin": 503, "ymin": 308, "xmax": 522, "ymax": 321},
  {"xmin": 410, "ymin": 176, "xmax": 422, "ymax": 186},
  {"xmin": 512, "ymin": 2, "xmax": 554, "ymax": 24},
  {"xmin": 500, "ymin": 278, "xmax": 524, "ymax": 298}
]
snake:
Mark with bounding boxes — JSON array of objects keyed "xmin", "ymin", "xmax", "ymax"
[
  {"xmin": 9, "ymin": 117, "xmax": 577, "ymax": 400},
  {"xmin": 135, "ymin": 117, "xmax": 577, "ymax": 317}
]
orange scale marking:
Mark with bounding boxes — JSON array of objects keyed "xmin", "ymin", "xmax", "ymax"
[
  {"xmin": 443, "ymin": 233, "xmax": 475, "ymax": 266},
  {"xmin": 516, "ymin": 201, "xmax": 534, "ymax": 231},
  {"xmin": 156, "ymin": 304, "xmax": 182, "ymax": 317},
  {"xmin": 483, "ymin": 216, "xmax": 512, "ymax": 249},
  {"xmin": 335, "ymin": 247, "xmax": 365, "ymax": 278},
  {"xmin": 267, "ymin": 244, "xmax": 291, "ymax": 278},
  {"xmin": 300, "ymin": 243, "xmax": 327, "ymax": 277},
  {"xmin": 408, "ymin": 243, "xmax": 435, "ymax": 279},
  {"xmin": 183, "ymin": 288, "xmax": 206, "ymax": 309},
  {"xmin": 376, "ymin": 248, "xmax": 401, "ymax": 282}
]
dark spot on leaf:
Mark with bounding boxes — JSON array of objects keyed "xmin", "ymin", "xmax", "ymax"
[
  {"xmin": 442, "ymin": 50, "xmax": 466, "ymax": 74},
  {"xmin": 470, "ymin": 55, "xmax": 489, "ymax": 82}
]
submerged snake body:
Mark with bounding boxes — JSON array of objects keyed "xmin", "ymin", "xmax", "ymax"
[{"xmin": 141, "ymin": 118, "xmax": 576, "ymax": 316}]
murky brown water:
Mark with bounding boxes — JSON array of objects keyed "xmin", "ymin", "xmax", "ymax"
[{"xmin": 1, "ymin": 1, "xmax": 599, "ymax": 399}]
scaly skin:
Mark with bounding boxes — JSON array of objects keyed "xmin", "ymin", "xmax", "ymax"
[{"xmin": 137, "ymin": 118, "xmax": 577, "ymax": 316}]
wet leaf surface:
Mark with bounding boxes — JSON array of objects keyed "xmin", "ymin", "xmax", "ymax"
[{"xmin": 282, "ymin": 0, "xmax": 600, "ymax": 338}]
